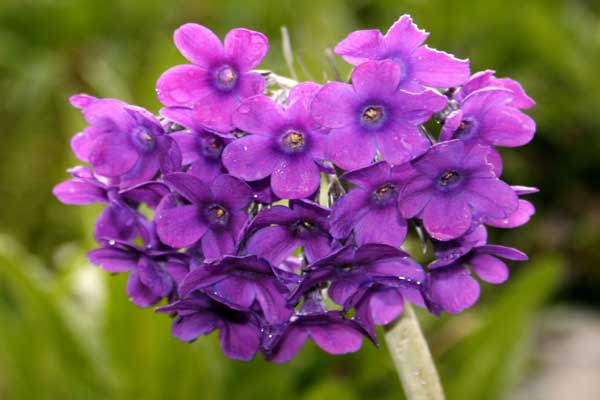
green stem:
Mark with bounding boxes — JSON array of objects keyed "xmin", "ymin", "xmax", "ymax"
[{"xmin": 384, "ymin": 303, "xmax": 445, "ymax": 400}]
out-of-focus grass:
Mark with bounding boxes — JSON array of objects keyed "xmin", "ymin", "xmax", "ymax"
[{"xmin": 0, "ymin": 0, "xmax": 596, "ymax": 398}]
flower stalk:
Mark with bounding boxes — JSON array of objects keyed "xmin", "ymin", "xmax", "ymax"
[{"xmin": 385, "ymin": 303, "xmax": 445, "ymax": 400}]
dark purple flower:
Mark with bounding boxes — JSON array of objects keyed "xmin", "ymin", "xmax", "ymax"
[
  {"xmin": 222, "ymin": 83, "xmax": 328, "ymax": 199},
  {"xmin": 69, "ymin": 95, "xmax": 181, "ymax": 188},
  {"xmin": 454, "ymin": 70, "xmax": 535, "ymax": 109},
  {"xmin": 156, "ymin": 173, "xmax": 252, "ymax": 261},
  {"xmin": 157, "ymin": 293, "xmax": 262, "ymax": 361},
  {"xmin": 440, "ymin": 88, "xmax": 536, "ymax": 149},
  {"xmin": 400, "ymin": 140, "xmax": 518, "ymax": 241},
  {"xmin": 156, "ymin": 24, "xmax": 268, "ymax": 133},
  {"xmin": 179, "ymin": 255, "xmax": 293, "ymax": 324},
  {"xmin": 87, "ymin": 236, "xmax": 179, "ymax": 307},
  {"xmin": 244, "ymin": 200, "xmax": 332, "ymax": 266},
  {"xmin": 311, "ymin": 60, "xmax": 447, "ymax": 170},
  {"xmin": 334, "ymin": 15, "xmax": 470, "ymax": 91},
  {"xmin": 291, "ymin": 244, "xmax": 426, "ymax": 333},
  {"xmin": 330, "ymin": 161, "xmax": 411, "ymax": 246}
]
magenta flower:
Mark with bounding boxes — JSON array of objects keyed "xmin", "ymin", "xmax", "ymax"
[
  {"xmin": 330, "ymin": 161, "xmax": 410, "ymax": 247},
  {"xmin": 440, "ymin": 88, "xmax": 536, "ymax": 149},
  {"xmin": 69, "ymin": 95, "xmax": 181, "ymax": 189},
  {"xmin": 311, "ymin": 60, "xmax": 447, "ymax": 170},
  {"xmin": 222, "ymin": 83, "xmax": 328, "ymax": 199},
  {"xmin": 454, "ymin": 69, "xmax": 536, "ymax": 109},
  {"xmin": 334, "ymin": 14, "xmax": 470, "ymax": 91},
  {"xmin": 400, "ymin": 140, "xmax": 518, "ymax": 241},
  {"xmin": 157, "ymin": 24, "xmax": 268, "ymax": 133},
  {"xmin": 155, "ymin": 173, "xmax": 252, "ymax": 261}
]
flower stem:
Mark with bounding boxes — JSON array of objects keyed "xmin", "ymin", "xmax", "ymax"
[{"xmin": 384, "ymin": 303, "xmax": 445, "ymax": 400}]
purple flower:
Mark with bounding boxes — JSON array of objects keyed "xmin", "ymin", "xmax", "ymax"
[
  {"xmin": 485, "ymin": 186, "xmax": 537, "ymax": 229},
  {"xmin": 244, "ymin": 199, "xmax": 332, "ymax": 266},
  {"xmin": 155, "ymin": 173, "xmax": 252, "ymax": 261},
  {"xmin": 425, "ymin": 263, "xmax": 480, "ymax": 314},
  {"xmin": 160, "ymin": 107, "xmax": 230, "ymax": 182},
  {"xmin": 334, "ymin": 15, "xmax": 470, "ymax": 91},
  {"xmin": 222, "ymin": 83, "xmax": 328, "ymax": 199},
  {"xmin": 157, "ymin": 293, "xmax": 262, "ymax": 361},
  {"xmin": 400, "ymin": 140, "xmax": 518, "ymax": 241},
  {"xmin": 87, "ymin": 236, "xmax": 179, "ymax": 307},
  {"xmin": 178, "ymin": 255, "xmax": 293, "ymax": 324},
  {"xmin": 156, "ymin": 24, "xmax": 268, "ymax": 133},
  {"xmin": 440, "ymin": 88, "xmax": 536, "ymax": 149},
  {"xmin": 311, "ymin": 60, "xmax": 447, "ymax": 170},
  {"xmin": 454, "ymin": 70, "xmax": 535, "ymax": 109},
  {"xmin": 69, "ymin": 95, "xmax": 181, "ymax": 188},
  {"xmin": 330, "ymin": 161, "xmax": 411, "ymax": 246},
  {"xmin": 291, "ymin": 244, "xmax": 426, "ymax": 333}
]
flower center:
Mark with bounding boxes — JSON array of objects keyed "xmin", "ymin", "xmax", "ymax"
[
  {"xmin": 201, "ymin": 136, "xmax": 223, "ymax": 160},
  {"xmin": 453, "ymin": 118, "xmax": 477, "ymax": 141},
  {"xmin": 372, "ymin": 183, "xmax": 398, "ymax": 205},
  {"xmin": 204, "ymin": 204, "xmax": 229, "ymax": 227},
  {"xmin": 214, "ymin": 65, "xmax": 238, "ymax": 91},
  {"xmin": 280, "ymin": 130, "xmax": 306, "ymax": 153},
  {"xmin": 132, "ymin": 128, "xmax": 156, "ymax": 151},
  {"xmin": 293, "ymin": 220, "xmax": 315, "ymax": 236},
  {"xmin": 362, "ymin": 105, "xmax": 385, "ymax": 124},
  {"xmin": 437, "ymin": 170, "xmax": 462, "ymax": 189}
]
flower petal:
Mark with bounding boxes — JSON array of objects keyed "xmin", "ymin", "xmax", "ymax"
[
  {"xmin": 352, "ymin": 60, "xmax": 403, "ymax": 97},
  {"xmin": 427, "ymin": 265, "xmax": 480, "ymax": 314},
  {"xmin": 271, "ymin": 157, "xmax": 321, "ymax": 199},
  {"xmin": 156, "ymin": 65, "xmax": 212, "ymax": 107},
  {"xmin": 334, "ymin": 29, "xmax": 385, "ymax": 65},
  {"xmin": 246, "ymin": 226, "xmax": 299, "ymax": 266},
  {"xmin": 327, "ymin": 125, "xmax": 377, "ymax": 170},
  {"xmin": 375, "ymin": 120, "xmax": 431, "ymax": 165},
  {"xmin": 210, "ymin": 174, "xmax": 252, "ymax": 210},
  {"xmin": 173, "ymin": 23, "xmax": 225, "ymax": 68},
  {"xmin": 224, "ymin": 28, "xmax": 269, "ymax": 71},
  {"xmin": 423, "ymin": 194, "xmax": 472, "ymax": 241},
  {"xmin": 232, "ymin": 95, "xmax": 285, "ymax": 135},
  {"xmin": 410, "ymin": 46, "xmax": 470, "ymax": 88},
  {"xmin": 384, "ymin": 15, "xmax": 429, "ymax": 56},
  {"xmin": 354, "ymin": 206, "xmax": 407, "ymax": 247},
  {"xmin": 311, "ymin": 82, "xmax": 358, "ymax": 129},
  {"xmin": 156, "ymin": 204, "xmax": 207, "ymax": 248},
  {"xmin": 468, "ymin": 254, "xmax": 509, "ymax": 284},
  {"xmin": 222, "ymin": 135, "xmax": 279, "ymax": 181}
]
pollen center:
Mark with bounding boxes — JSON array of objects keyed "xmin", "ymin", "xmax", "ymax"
[
  {"xmin": 362, "ymin": 106, "xmax": 384, "ymax": 124},
  {"xmin": 132, "ymin": 128, "xmax": 156, "ymax": 151},
  {"xmin": 205, "ymin": 204, "xmax": 229, "ymax": 227},
  {"xmin": 281, "ymin": 130, "xmax": 306, "ymax": 153},
  {"xmin": 373, "ymin": 183, "xmax": 398, "ymax": 205},
  {"xmin": 438, "ymin": 170, "xmax": 461, "ymax": 187},
  {"xmin": 215, "ymin": 65, "xmax": 238, "ymax": 91}
]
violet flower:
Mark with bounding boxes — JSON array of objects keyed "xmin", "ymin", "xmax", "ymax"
[
  {"xmin": 334, "ymin": 14, "xmax": 470, "ymax": 91},
  {"xmin": 157, "ymin": 293, "xmax": 262, "ymax": 361},
  {"xmin": 156, "ymin": 173, "xmax": 252, "ymax": 261},
  {"xmin": 157, "ymin": 24, "xmax": 268, "ymax": 133},
  {"xmin": 454, "ymin": 70, "xmax": 536, "ymax": 109},
  {"xmin": 69, "ymin": 95, "xmax": 181, "ymax": 188},
  {"xmin": 399, "ymin": 140, "xmax": 518, "ymax": 241},
  {"xmin": 222, "ymin": 83, "xmax": 328, "ymax": 199},
  {"xmin": 244, "ymin": 199, "xmax": 332, "ymax": 266},
  {"xmin": 330, "ymin": 161, "xmax": 410, "ymax": 247},
  {"xmin": 311, "ymin": 60, "xmax": 447, "ymax": 170}
]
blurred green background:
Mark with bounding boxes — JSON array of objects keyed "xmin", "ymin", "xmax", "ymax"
[{"xmin": 0, "ymin": 0, "xmax": 599, "ymax": 399}]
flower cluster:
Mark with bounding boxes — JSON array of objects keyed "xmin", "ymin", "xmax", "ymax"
[{"xmin": 54, "ymin": 15, "xmax": 536, "ymax": 362}]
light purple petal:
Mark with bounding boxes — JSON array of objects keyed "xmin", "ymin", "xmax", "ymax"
[
  {"xmin": 399, "ymin": 175, "xmax": 433, "ymax": 218},
  {"xmin": 311, "ymin": 82, "xmax": 358, "ymax": 129},
  {"xmin": 423, "ymin": 194, "xmax": 472, "ymax": 241},
  {"xmin": 173, "ymin": 23, "xmax": 225, "ymax": 68},
  {"xmin": 469, "ymin": 254, "xmax": 509, "ymax": 284},
  {"xmin": 268, "ymin": 327, "xmax": 309, "ymax": 363},
  {"xmin": 475, "ymin": 245, "xmax": 528, "ymax": 261},
  {"xmin": 327, "ymin": 125, "xmax": 377, "ymax": 170},
  {"xmin": 224, "ymin": 28, "xmax": 269, "ymax": 72},
  {"xmin": 481, "ymin": 107, "xmax": 536, "ymax": 147},
  {"xmin": 412, "ymin": 140, "xmax": 465, "ymax": 178},
  {"xmin": 355, "ymin": 206, "xmax": 407, "ymax": 247},
  {"xmin": 271, "ymin": 156, "xmax": 321, "ymax": 199},
  {"xmin": 427, "ymin": 265, "xmax": 480, "ymax": 314},
  {"xmin": 236, "ymin": 72, "xmax": 266, "ymax": 99},
  {"xmin": 384, "ymin": 15, "xmax": 429, "ymax": 56},
  {"xmin": 172, "ymin": 313, "xmax": 220, "ymax": 342},
  {"xmin": 329, "ymin": 189, "xmax": 370, "ymax": 239},
  {"xmin": 157, "ymin": 135, "xmax": 182, "ymax": 174},
  {"xmin": 232, "ymin": 95, "xmax": 285, "ymax": 135},
  {"xmin": 486, "ymin": 199, "xmax": 535, "ymax": 229},
  {"xmin": 342, "ymin": 161, "xmax": 391, "ymax": 188},
  {"xmin": 219, "ymin": 320, "xmax": 260, "ymax": 361},
  {"xmin": 351, "ymin": 60, "xmax": 403, "ymax": 97},
  {"xmin": 375, "ymin": 120, "xmax": 431, "ymax": 165},
  {"xmin": 156, "ymin": 65, "xmax": 212, "ymax": 107},
  {"xmin": 308, "ymin": 321, "xmax": 364, "ymax": 355},
  {"xmin": 88, "ymin": 134, "xmax": 138, "ymax": 177},
  {"xmin": 366, "ymin": 287, "xmax": 404, "ymax": 325},
  {"xmin": 392, "ymin": 89, "xmax": 448, "ymax": 125},
  {"xmin": 182, "ymin": 93, "xmax": 240, "ymax": 133},
  {"xmin": 222, "ymin": 135, "xmax": 279, "ymax": 181},
  {"xmin": 466, "ymin": 178, "xmax": 518, "ymax": 219},
  {"xmin": 53, "ymin": 180, "xmax": 107, "ymax": 205},
  {"xmin": 410, "ymin": 46, "xmax": 470, "ymax": 88},
  {"xmin": 334, "ymin": 29, "xmax": 385, "ymax": 65}
]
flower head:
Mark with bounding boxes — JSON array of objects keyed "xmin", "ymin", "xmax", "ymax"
[
  {"xmin": 157, "ymin": 24, "xmax": 268, "ymax": 133},
  {"xmin": 334, "ymin": 15, "xmax": 470, "ymax": 91},
  {"xmin": 311, "ymin": 60, "xmax": 447, "ymax": 170}
]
